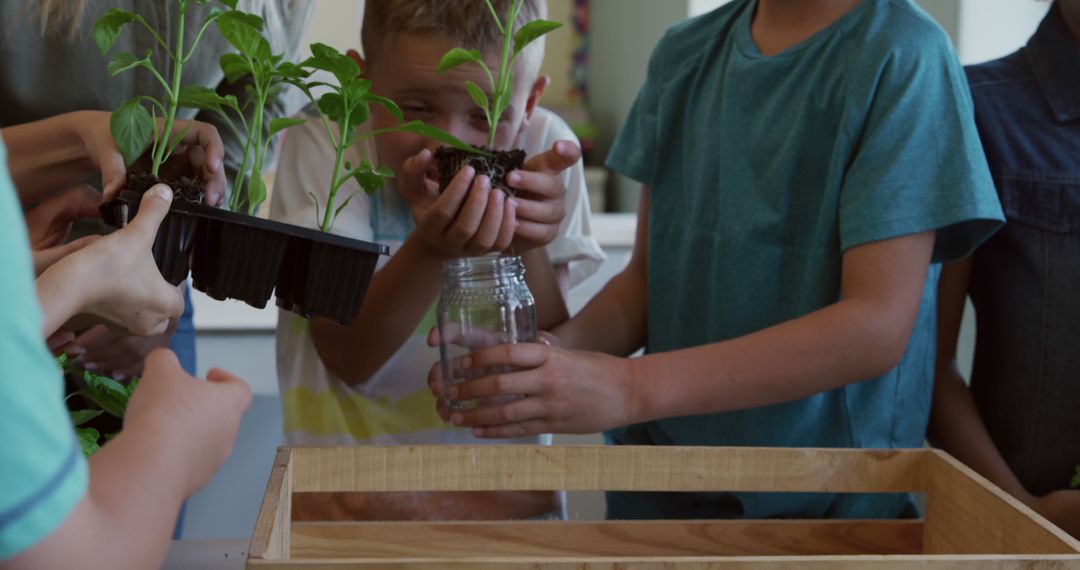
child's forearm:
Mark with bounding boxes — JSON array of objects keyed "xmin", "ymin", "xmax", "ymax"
[
  {"xmin": 2, "ymin": 112, "xmax": 96, "ymax": 206},
  {"xmin": 626, "ymin": 231, "xmax": 935, "ymax": 424},
  {"xmin": 35, "ymin": 253, "xmax": 94, "ymax": 337},
  {"xmin": 554, "ymin": 258, "xmax": 647, "ymax": 357},
  {"xmin": 928, "ymin": 368, "xmax": 1030, "ymax": 500},
  {"xmin": 520, "ymin": 248, "xmax": 569, "ymax": 331},
  {"xmin": 309, "ymin": 235, "xmax": 445, "ymax": 385},
  {"xmin": 3, "ymin": 422, "xmax": 188, "ymax": 570}
]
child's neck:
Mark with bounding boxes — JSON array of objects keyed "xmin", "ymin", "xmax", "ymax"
[{"xmin": 751, "ymin": 0, "xmax": 861, "ymax": 56}]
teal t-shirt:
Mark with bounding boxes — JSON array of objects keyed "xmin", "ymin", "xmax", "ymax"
[
  {"xmin": 0, "ymin": 139, "xmax": 89, "ymax": 559},
  {"xmin": 604, "ymin": 0, "xmax": 1003, "ymax": 519}
]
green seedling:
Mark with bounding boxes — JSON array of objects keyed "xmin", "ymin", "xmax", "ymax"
[
  {"xmin": 182, "ymin": 9, "xmax": 310, "ymax": 214},
  {"xmin": 437, "ymin": 0, "xmax": 561, "ymax": 148},
  {"xmin": 93, "ymin": 0, "xmax": 249, "ymax": 185},
  {"xmin": 59, "ymin": 354, "xmax": 138, "ymax": 457},
  {"xmin": 296, "ymin": 43, "xmax": 478, "ymax": 232}
]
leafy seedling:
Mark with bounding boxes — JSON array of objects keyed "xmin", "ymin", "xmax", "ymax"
[
  {"xmin": 295, "ymin": 43, "xmax": 478, "ymax": 232},
  {"xmin": 179, "ymin": 9, "xmax": 311, "ymax": 213},
  {"xmin": 93, "ymin": 0, "xmax": 249, "ymax": 191},
  {"xmin": 60, "ymin": 355, "xmax": 139, "ymax": 457},
  {"xmin": 437, "ymin": 0, "xmax": 561, "ymax": 148}
]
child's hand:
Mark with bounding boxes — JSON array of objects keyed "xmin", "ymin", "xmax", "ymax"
[
  {"xmin": 124, "ymin": 349, "xmax": 252, "ymax": 496},
  {"xmin": 400, "ymin": 150, "xmax": 517, "ymax": 258},
  {"xmin": 71, "ymin": 111, "xmax": 226, "ymax": 205},
  {"xmin": 55, "ymin": 185, "xmax": 185, "ymax": 336},
  {"xmin": 426, "ymin": 342, "xmax": 640, "ymax": 437},
  {"xmin": 504, "ymin": 140, "xmax": 580, "ymax": 251}
]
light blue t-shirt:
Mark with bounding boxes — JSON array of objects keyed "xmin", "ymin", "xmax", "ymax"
[
  {"xmin": 0, "ymin": 139, "xmax": 89, "ymax": 559},
  {"xmin": 604, "ymin": 0, "xmax": 1003, "ymax": 520}
]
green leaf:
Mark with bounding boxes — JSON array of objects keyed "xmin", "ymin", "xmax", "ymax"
[
  {"xmin": 110, "ymin": 98, "xmax": 154, "ymax": 167},
  {"xmin": 178, "ymin": 85, "xmax": 231, "ymax": 115},
  {"xmin": 316, "ymin": 92, "xmax": 346, "ymax": 124},
  {"xmin": 107, "ymin": 50, "xmax": 153, "ymax": 76},
  {"xmin": 303, "ymin": 43, "xmax": 360, "ymax": 86},
  {"xmin": 92, "ymin": 9, "xmax": 138, "ymax": 54},
  {"xmin": 77, "ymin": 427, "xmax": 100, "ymax": 457},
  {"xmin": 353, "ymin": 170, "xmax": 386, "ymax": 196},
  {"xmin": 125, "ymin": 377, "xmax": 139, "ymax": 398},
  {"xmin": 438, "ymin": 47, "xmax": 485, "ymax": 74},
  {"xmin": 374, "ymin": 121, "xmax": 486, "ymax": 155},
  {"xmin": 82, "ymin": 371, "xmax": 130, "ymax": 418},
  {"xmin": 247, "ymin": 173, "xmax": 266, "ymax": 213},
  {"xmin": 219, "ymin": 0, "xmax": 239, "ymax": 9},
  {"xmin": 374, "ymin": 165, "xmax": 395, "ymax": 178},
  {"xmin": 70, "ymin": 409, "xmax": 103, "ymax": 427},
  {"xmin": 364, "ymin": 93, "xmax": 403, "ymax": 123},
  {"xmin": 220, "ymin": 52, "xmax": 252, "ymax": 83},
  {"xmin": 1072, "ymin": 466, "xmax": 1080, "ymax": 488},
  {"xmin": 464, "ymin": 80, "xmax": 490, "ymax": 114},
  {"xmin": 269, "ymin": 117, "xmax": 306, "ymax": 137},
  {"xmin": 513, "ymin": 20, "xmax": 562, "ymax": 56},
  {"xmin": 275, "ymin": 61, "xmax": 307, "ymax": 80},
  {"xmin": 216, "ymin": 11, "xmax": 264, "ymax": 56}
]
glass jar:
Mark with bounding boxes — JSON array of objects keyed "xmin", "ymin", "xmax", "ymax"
[{"xmin": 437, "ymin": 254, "xmax": 537, "ymax": 411}]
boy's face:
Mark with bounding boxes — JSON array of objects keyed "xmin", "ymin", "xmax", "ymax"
[{"xmin": 362, "ymin": 32, "xmax": 544, "ymax": 180}]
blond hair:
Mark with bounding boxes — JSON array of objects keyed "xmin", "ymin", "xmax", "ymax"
[
  {"xmin": 28, "ymin": 0, "xmax": 87, "ymax": 37},
  {"xmin": 362, "ymin": 0, "xmax": 549, "ymax": 80}
]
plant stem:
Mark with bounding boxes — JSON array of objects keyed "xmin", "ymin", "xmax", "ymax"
[
  {"xmin": 246, "ymin": 92, "xmax": 269, "ymax": 215},
  {"xmin": 489, "ymin": 0, "xmax": 522, "ymax": 147},
  {"xmin": 321, "ymin": 119, "xmax": 348, "ymax": 232},
  {"xmin": 151, "ymin": 1, "xmax": 187, "ymax": 177}
]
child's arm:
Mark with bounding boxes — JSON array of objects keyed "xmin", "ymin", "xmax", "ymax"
[
  {"xmin": 2, "ymin": 111, "xmax": 226, "ymax": 205},
  {"xmin": 3, "ymin": 351, "xmax": 250, "ymax": 570},
  {"xmin": 928, "ymin": 260, "xmax": 1080, "ymax": 537},
  {"xmin": 310, "ymin": 143, "xmax": 579, "ymax": 384},
  {"xmin": 433, "ymin": 186, "xmax": 936, "ymax": 437}
]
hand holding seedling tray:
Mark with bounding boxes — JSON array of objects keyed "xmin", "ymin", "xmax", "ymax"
[
  {"xmin": 93, "ymin": 0, "xmax": 388, "ymax": 324},
  {"xmin": 434, "ymin": 0, "xmax": 562, "ymax": 196}
]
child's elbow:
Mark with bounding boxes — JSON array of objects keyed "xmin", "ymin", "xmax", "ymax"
[{"xmin": 862, "ymin": 317, "xmax": 917, "ymax": 378}]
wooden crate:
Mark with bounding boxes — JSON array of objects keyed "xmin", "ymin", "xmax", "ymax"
[{"xmin": 246, "ymin": 445, "xmax": 1080, "ymax": 568}]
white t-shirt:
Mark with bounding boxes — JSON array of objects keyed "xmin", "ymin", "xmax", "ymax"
[{"xmin": 270, "ymin": 106, "xmax": 605, "ymax": 446}]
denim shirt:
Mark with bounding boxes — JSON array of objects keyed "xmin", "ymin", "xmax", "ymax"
[{"xmin": 965, "ymin": 4, "xmax": 1080, "ymax": 496}]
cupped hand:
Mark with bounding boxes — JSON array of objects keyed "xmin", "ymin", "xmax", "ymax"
[{"xmin": 124, "ymin": 349, "xmax": 252, "ymax": 496}]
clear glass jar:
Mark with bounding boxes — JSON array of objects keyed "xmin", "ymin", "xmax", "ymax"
[{"xmin": 437, "ymin": 254, "xmax": 536, "ymax": 411}]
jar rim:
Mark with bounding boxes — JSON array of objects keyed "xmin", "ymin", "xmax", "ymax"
[{"xmin": 442, "ymin": 254, "xmax": 525, "ymax": 281}]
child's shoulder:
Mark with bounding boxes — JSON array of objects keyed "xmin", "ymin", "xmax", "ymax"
[
  {"xmin": 847, "ymin": 0, "xmax": 955, "ymax": 66},
  {"xmin": 648, "ymin": 0, "xmax": 746, "ymax": 73}
]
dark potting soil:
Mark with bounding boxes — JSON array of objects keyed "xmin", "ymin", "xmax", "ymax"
[
  {"xmin": 434, "ymin": 146, "xmax": 526, "ymax": 197},
  {"xmin": 126, "ymin": 171, "xmax": 206, "ymax": 204}
]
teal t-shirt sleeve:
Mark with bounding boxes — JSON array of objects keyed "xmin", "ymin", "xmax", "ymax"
[
  {"xmin": 0, "ymin": 140, "xmax": 88, "ymax": 561},
  {"xmin": 838, "ymin": 33, "xmax": 1004, "ymax": 263},
  {"xmin": 604, "ymin": 33, "xmax": 666, "ymax": 187}
]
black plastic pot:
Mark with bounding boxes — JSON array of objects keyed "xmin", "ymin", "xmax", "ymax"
[{"xmin": 101, "ymin": 193, "xmax": 388, "ymax": 324}]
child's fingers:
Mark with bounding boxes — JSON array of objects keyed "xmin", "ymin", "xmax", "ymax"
[
  {"xmin": 505, "ymin": 170, "xmax": 565, "ymax": 202},
  {"xmin": 446, "ymin": 175, "xmax": 492, "ymax": 245},
  {"xmin": 521, "ymin": 140, "xmax": 581, "ymax": 175},
  {"xmin": 451, "ymin": 395, "xmax": 547, "ymax": 428},
  {"xmin": 400, "ymin": 149, "xmax": 437, "ymax": 204},
  {"xmin": 206, "ymin": 367, "xmax": 254, "ymax": 410},
  {"xmin": 513, "ymin": 219, "xmax": 559, "ymax": 248},
  {"xmin": 511, "ymin": 191, "xmax": 565, "ymax": 224},
  {"xmin": 492, "ymin": 198, "xmax": 517, "ymax": 252},
  {"xmin": 473, "ymin": 420, "xmax": 547, "ymax": 439},
  {"xmin": 465, "ymin": 187, "xmax": 506, "ymax": 255},
  {"xmin": 425, "ymin": 166, "xmax": 475, "ymax": 232},
  {"xmin": 449, "ymin": 368, "xmax": 543, "ymax": 404}
]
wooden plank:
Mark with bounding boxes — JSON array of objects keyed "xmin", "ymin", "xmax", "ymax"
[
  {"xmin": 247, "ymin": 554, "xmax": 1080, "ymax": 569},
  {"xmin": 288, "ymin": 445, "xmax": 928, "ymax": 494},
  {"xmin": 248, "ymin": 448, "xmax": 293, "ymax": 562},
  {"xmin": 922, "ymin": 450, "xmax": 1080, "ymax": 555},
  {"xmin": 289, "ymin": 519, "xmax": 923, "ymax": 558}
]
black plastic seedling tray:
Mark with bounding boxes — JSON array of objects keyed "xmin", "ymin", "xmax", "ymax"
[{"xmin": 101, "ymin": 191, "xmax": 388, "ymax": 325}]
